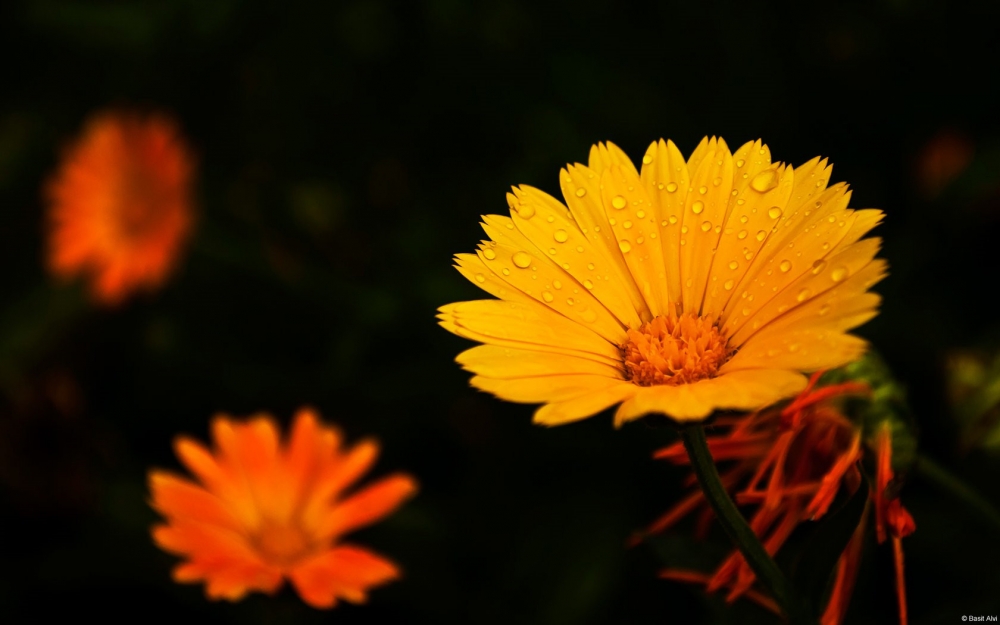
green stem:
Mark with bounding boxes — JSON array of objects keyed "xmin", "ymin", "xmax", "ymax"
[
  {"xmin": 680, "ymin": 424, "xmax": 812, "ymax": 624},
  {"xmin": 915, "ymin": 453, "xmax": 1000, "ymax": 534}
]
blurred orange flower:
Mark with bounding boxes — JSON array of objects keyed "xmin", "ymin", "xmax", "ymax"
[
  {"xmin": 149, "ymin": 409, "xmax": 417, "ymax": 608},
  {"xmin": 46, "ymin": 111, "xmax": 195, "ymax": 304},
  {"xmin": 643, "ymin": 373, "xmax": 914, "ymax": 625}
]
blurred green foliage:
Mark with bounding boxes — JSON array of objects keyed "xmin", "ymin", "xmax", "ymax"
[{"xmin": 2, "ymin": 0, "xmax": 1000, "ymax": 622}]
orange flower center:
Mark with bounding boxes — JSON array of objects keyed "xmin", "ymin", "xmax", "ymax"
[
  {"xmin": 116, "ymin": 168, "xmax": 170, "ymax": 239},
  {"xmin": 253, "ymin": 519, "xmax": 317, "ymax": 567},
  {"xmin": 622, "ymin": 314, "xmax": 730, "ymax": 386}
]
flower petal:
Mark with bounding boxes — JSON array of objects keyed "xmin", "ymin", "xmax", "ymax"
[
  {"xmin": 640, "ymin": 139, "xmax": 691, "ymax": 307},
  {"xmin": 531, "ymin": 382, "xmax": 638, "ymax": 426},
  {"xmin": 456, "ymin": 344, "xmax": 623, "ymax": 379},
  {"xmin": 470, "ymin": 373, "xmax": 625, "ymax": 404},
  {"xmin": 318, "ymin": 474, "xmax": 417, "ymax": 539},
  {"xmin": 289, "ymin": 546, "xmax": 400, "ymax": 609}
]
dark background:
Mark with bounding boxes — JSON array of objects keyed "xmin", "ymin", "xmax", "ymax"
[{"xmin": 1, "ymin": 0, "xmax": 999, "ymax": 622}]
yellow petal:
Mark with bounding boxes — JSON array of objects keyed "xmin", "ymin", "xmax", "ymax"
[
  {"xmin": 437, "ymin": 299, "xmax": 622, "ymax": 364},
  {"xmin": 600, "ymin": 164, "xmax": 672, "ymax": 317},
  {"xmin": 508, "ymin": 185, "xmax": 642, "ymax": 328},
  {"xmin": 456, "ymin": 344, "xmax": 624, "ymax": 379},
  {"xmin": 639, "ymin": 139, "xmax": 691, "ymax": 307},
  {"xmin": 561, "ymin": 163, "xmax": 651, "ymax": 320},
  {"xmin": 701, "ymin": 158, "xmax": 794, "ymax": 320},
  {"xmin": 679, "ymin": 138, "xmax": 734, "ymax": 315},
  {"xmin": 613, "ymin": 369, "xmax": 807, "ymax": 424},
  {"xmin": 532, "ymin": 382, "xmax": 638, "ymax": 426},
  {"xmin": 454, "ymin": 253, "xmax": 536, "ymax": 306},
  {"xmin": 470, "ymin": 374, "xmax": 624, "ymax": 404},
  {"xmin": 727, "ymin": 237, "xmax": 883, "ymax": 347},
  {"xmin": 478, "ymin": 214, "xmax": 626, "ymax": 343},
  {"xmin": 589, "ymin": 140, "xmax": 638, "ymax": 177}
]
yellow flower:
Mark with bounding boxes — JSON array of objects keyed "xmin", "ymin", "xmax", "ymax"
[{"xmin": 439, "ymin": 138, "xmax": 886, "ymax": 425}]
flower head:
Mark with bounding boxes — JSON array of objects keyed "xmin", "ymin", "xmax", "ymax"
[
  {"xmin": 46, "ymin": 110, "xmax": 195, "ymax": 304},
  {"xmin": 440, "ymin": 138, "xmax": 886, "ymax": 424},
  {"xmin": 642, "ymin": 372, "xmax": 915, "ymax": 625},
  {"xmin": 149, "ymin": 409, "xmax": 417, "ymax": 609}
]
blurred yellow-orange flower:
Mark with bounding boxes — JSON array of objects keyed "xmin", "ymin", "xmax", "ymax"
[
  {"xmin": 149, "ymin": 409, "xmax": 417, "ymax": 609},
  {"xmin": 46, "ymin": 111, "xmax": 195, "ymax": 304},
  {"xmin": 440, "ymin": 138, "xmax": 886, "ymax": 424}
]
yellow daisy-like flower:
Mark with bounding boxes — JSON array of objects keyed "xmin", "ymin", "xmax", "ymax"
[{"xmin": 439, "ymin": 138, "xmax": 886, "ymax": 425}]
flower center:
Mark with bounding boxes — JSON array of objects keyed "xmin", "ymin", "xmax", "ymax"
[
  {"xmin": 253, "ymin": 519, "xmax": 316, "ymax": 567},
  {"xmin": 622, "ymin": 313, "xmax": 730, "ymax": 386}
]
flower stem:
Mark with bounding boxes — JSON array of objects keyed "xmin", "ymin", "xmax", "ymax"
[
  {"xmin": 915, "ymin": 453, "xmax": 1000, "ymax": 534},
  {"xmin": 679, "ymin": 424, "xmax": 811, "ymax": 624}
]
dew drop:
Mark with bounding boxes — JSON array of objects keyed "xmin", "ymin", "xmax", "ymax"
[
  {"xmin": 736, "ymin": 158, "xmax": 745, "ymax": 168},
  {"xmin": 483, "ymin": 248, "xmax": 497, "ymax": 260},
  {"xmin": 583, "ymin": 279, "xmax": 594, "ymax": 289},
  {"xmin": 811, "ymin": 259, "xmax": 826, "ymax": 275},
  {"xmin": 737, "ymin": 230, "xmax": 748, "ymax": 240},
  {"xmin": 712, "ymin": 177, "xmax": 722, "ymax": 186},
  {"xmin": 669, "ymin": 215, "xmax": 678, "ymax": 224},
  {"xmin": 502, "ymin": 268, "xmax": 510, "ymax": 276},
  {"xmin": 566, "ymin": 298, "xmax": 575, "ymax": 306},
  {"xmin": 576, "ymin": 246, "xmax": 584, "ymax": 253},
  {"xmin": 779, "ymin": 260, "xmax": 792, "ymax": 273},
  {"xmin": 587, "ymin": 263, "xmax": 595, "ymax": 270},
  {"xmin": 573, "ymin": 187, "xmax": 587, "ymax": 199},
  {"xmin": 623, "ymin": 220, "xmax": 633, "ymax": 229},
  {"xmin": 636, "ymin": 236, "xmax": 645, "ymax": 244},
  {"xmin": 666, "ymin": 182, "xmax": 678, "ymax": 193},
  {"xmin": 756, "ymin": 230, "xmax": 767, "ymax": 242},
  {"xmin": 831, "ymin": 266, "xmax": 848, "ymax": 282},
  {"xmin": 768, "ymin": 207, "xmax": 783, "ymax": 219},
  {"xmin": 636, "ymin": 210, "xmax": 646, "ymax": 218},
  {"xmin": 475, "ymin": 273, "xmax": 485, "ymax": 283},
  {"xmin": 548, "ymin": 248, "xmax": 556, "ymax": 255},
  {"xmin": 736, "ymin": 198, "xmax": 745, "ymax": 205},
  {"xmin": 724, "ymin": 279, "xmax": 734, "ymax": 290},
  {"xmin": 742, "ymin": 307, "xmax": 751, "ymax": 316},
  {"xmin": 701, "ymin": 221, "xmax": 712, "ymax": 232},
  {"xmin": 740, "ymin": 215, "xmax": 749, "ymax": 224},
  {"xmin": 692, "ymin": 200, "xmax": 705, "ymax": 214},
  {"xmin": 619, "ymin": 240, "xmax": 632, "ymax": 253},
  {"xmin": 699, "ymin": 185, "xmax": 708, "ymax": 195},
  {"xmin": 553, "ymin": 229, "xmax": 568, "ymax": 243},
  {"xmin": 681, "ymin": 226, "xmax": 689, "ymax": 234},
  {"xmin": 611, "ymin": 195, "xmax": 627, "ymax": 210},
  {"xmin": 642, "ymin": 154, "xmax": 654, "ymax": 165},
  {"xmin": 819, "ymin": 304, "xmax": 831, "ymax": 316},
  {"xmin": 553, "ymin": 280, "xmax": 563, "ymax": 289},
  {"xmin": 510, "ymin": 252, "xmax": 531, "ymax": 269},
  {"xmin": 797, "ymin": 288, "xmax": 811, "ymax": 302},
  {"xmin": 579, "ymin": 308, "xmax": 598, "ymax": 323},
  {"xmin": 517, "ymin": 203, "xmax": 536, "ymax": 219},
  {"xmin": 750, "ymin": 169, "xmax": 779, "ymax": 193},
  {"xmin": 542, "ymin": 291, "xmax": 554, "ymax": 302}
]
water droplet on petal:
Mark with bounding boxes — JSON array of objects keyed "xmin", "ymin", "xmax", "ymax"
[
  {"xmin": 756, "ymin": 230, "xmax": 767, "ymax": 242},
  {"xmin": 750, "ymin": 169, "xmax": 779, "ymax": 193},
  {"xmin": 583, "ymin": 279, "xmax": 594, "ymax": 289},
  {"xmin": 666, "ymin": 182, "xmax": 678, "ymax": 193},
  {"xmin": 831, "ymin": 266, "xmax": 848, "ymax": 282},
  {"xmin": 701, "ymin": 221, "xmax": 712, "ymax": 232},
  {"xmin": 575, "ymin": 187, "xmax": 587, "ymax": 198},
  {"xmin": 553, "ymin": 280, "xmax": 563, "ymax": 289},
  {"xmin": 619, "ymin": 240, "xmax": 632, "ymax": 253},
  {"xmin": 779, "ymin": 260, "xmax": 792, "ymax": 272},
  {"xmin": 699, "ymin": 185, "xmax": 708, "ymax": 195},
  {"xmin": 797, "ymin": 288, "xmax": 811, "ymax": 302},
  {"xmin": 502, "ymin": 268, "xmax": 510, "ymax": 276},
  {"xmin": 512, "ymin": 252, "xmax": 531, "ymax": 268},
  {"xmin": 724, "ymin": 279, "xmax": 734, "ymax": 290},
  {"xmin": 811, "ymin": 259, "xmax": 826, "ymax": 274},
  {"xmin": 579, "ymin": 308, "xmax": 598, "ymax": 323},
  {"xmin": 483, "ymin": 248, "xmax": 497, "ymax": 260},
  {"xmin": 819, "ymin": 304, "xmax": 831, "ymax": 316},
  {"xmin": 623, "ymin": 220, "xmax": 633, "ymax": 229},
  {"xmin": 636, "ymin": 210, "xmax": 645, "ymax": 218},
  {"xmin": 668, "ymin": 215, "xmax": 678, "ymax": 225},
  {"xmin": 553, "ymin": 229, "xmax": 568, "ymax": 243},
  {"xmin": 692, "ymin": 200, "xmax": 705, "ymax": 214},
  {"xmin": 576, "ymin": 245, "xmax": 584, "ymax": 253},
  {"xmin": 736, "ymin": 159, "xmax": 745, "ymax": 168},
  {"xmin": 712, "ymin": 177, "xmax": 722, "ymax": 186},
  {"xmin": 611, "ymin": 195, "xmax": 627, "ymax": 210},
  {"xmin": 642, "ymin": 154, "xmax": 653, "ymax": 165},
  {"xmin": 542, "ymin": 291, "xmax": 554, "ymax": 302},
  {"xmin": 517, "ymin": 203, "xmax": 536, "ymax": 219},
  {"xmin": 768, "ymin": 207, "xmax": 783, "ymax": 219},
  {"xmin": 475, "ymin": 273, "xmax": 485, "ymax": 283},
  {"xmin": 566, "ymin": 298, "xmax": 575, "ymax": 306}
]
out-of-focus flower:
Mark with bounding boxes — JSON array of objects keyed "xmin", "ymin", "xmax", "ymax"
[
  {"xmin": 643, "ymin": 371, "xmax": 915, "ymax": 625},
  {"xmin": 915, "ymin": 129, "xmax": 973, "ymax": 199},
  {"xmin": 440, "ymin": 138, "xmax": 886, "ymax": 425},
  {"xmin": 149, "ymin": 409, "xmax": 417, "ymax": 609},
  {"xmin": 46, "ymin": 110, "xmax": 195, "ymax": 304}
]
